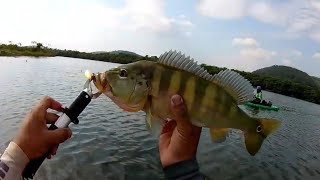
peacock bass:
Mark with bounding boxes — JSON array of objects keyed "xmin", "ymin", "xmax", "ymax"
[{"xmin": 91, "ymin": 50, "xmax": 281, "ymax": 156}]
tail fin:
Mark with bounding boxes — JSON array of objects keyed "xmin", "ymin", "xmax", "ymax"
[{"xmin": 244, "ymin": 118, "xmax": 281, "ymax": 156}]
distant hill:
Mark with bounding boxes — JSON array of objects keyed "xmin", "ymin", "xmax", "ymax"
[
  {"xmin": 312, "ymin": 76, "xmax": 320, "ymax": 87},
  {"xmin": 253, "ymin": 65, "xmax": 318, "ymax": 88},
  {"xmin": 110, "ymin": 50, "xmax": 142, "ymax": 57},
  {"xmin": 92, "ymin": 50, "xmax": 142, "ymax": 57}
]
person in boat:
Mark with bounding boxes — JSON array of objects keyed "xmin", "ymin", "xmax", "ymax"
[
  {"xmin": 252, "ymin": 86, "xmax": 263, "ymax": 104},
  {"xmin": 252, "ymin": 86, "xmax": 272, "ymax": 107},
  {"xmin": 0, "ymin": 96, "xmax": 206, "ymax": 180}
]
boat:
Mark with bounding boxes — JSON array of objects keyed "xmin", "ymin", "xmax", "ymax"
[{"xmin": 244, "ymin": 102, "xmax": 279, "ymax": 111}]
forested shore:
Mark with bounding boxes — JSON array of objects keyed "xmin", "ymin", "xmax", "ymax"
[{"xmin": 1, "ymin": 43, "xmax": 319, "ymax": 105}]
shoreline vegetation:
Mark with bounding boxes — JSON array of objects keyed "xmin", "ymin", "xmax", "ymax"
[{"xmin": 1, "ymin": 42, "xmax": 320, "ymax": 105}]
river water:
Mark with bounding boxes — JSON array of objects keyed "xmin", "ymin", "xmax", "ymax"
[{"xmin": 0, "ymin": 57, "xmax": 320, "ymax": 180}]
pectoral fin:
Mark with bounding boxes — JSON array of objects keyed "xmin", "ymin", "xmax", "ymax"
[
  {"xmin": 209, "ymin": 128, "xmax": 230, "ymax": 143},
  {"xmin": 145, "ymin": 109, "xmax": 164, "ymax": 136}
]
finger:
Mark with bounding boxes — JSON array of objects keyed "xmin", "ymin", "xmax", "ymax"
[
  {"xmin": 159, "ymin": 122, "xmax": 176, "ymax": 152},
  {"xmin": 45, "ymin": 112, "xmax": 59, "ymax": 124},
  {"xmin": 170, "ymin": 95, "xmax": 192, "ymax": 125},
  {"xmin": 170, "ymin": 95, "xmax": 202, "ymax": 137},
  {"xmin": 46, "ymin": 128, "xmax": 72, "ymax": 146},
  {"xmin": 161, "ymin": 120, "xmax": 176, "ymax": 135},
  {"xmin": 36, "ymin": 96, "xmax": 63, "ymax": 113},
  {"xmin": 51, "ymin": 145, "xmax": 59, "ymax": 156}
]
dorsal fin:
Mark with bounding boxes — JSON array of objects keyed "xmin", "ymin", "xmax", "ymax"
[
  {"xmin": 158, "ymin": 50, "xmax": 254, "ymax": 104},
  {"xmin": 211, "ymin": 69, "xmax": 254, "ymax": 104},
  {"xmin": 158, "ymin": 50, "xmax": 213, "ymax": 81}
]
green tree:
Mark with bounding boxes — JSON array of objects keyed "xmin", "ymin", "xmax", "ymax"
[{"xmin": 36, "ymin": 43, "xmax": 43, "ymax": 50}]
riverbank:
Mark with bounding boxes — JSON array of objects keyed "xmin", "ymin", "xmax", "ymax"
[
  {"xmin": 1, "ymin": 43, "xmax": 319, "ymax": 105},
  {"xmin": 0, "ymin": 49, "xmax": 55, "ymax": 57},
  {"xmin": 0, "ymin": 44, "xmax": 55, "ymax": 57},
  {"xmin": 202, "ymin": 64, "xmax": 320, "ymax": 105}
]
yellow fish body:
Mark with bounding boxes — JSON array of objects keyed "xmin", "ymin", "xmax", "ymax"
[{"xmin": 93, "ymin": 50, "xmax": 281, "ymax": 155}]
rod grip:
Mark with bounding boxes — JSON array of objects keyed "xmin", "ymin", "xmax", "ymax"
[
  {"xmin": 21, "ymin": 90, "xmax": 92, "ymax": 179},
  {"xmin": 22, "ymin": 124, "xmax": 58, "ymax": 179}
]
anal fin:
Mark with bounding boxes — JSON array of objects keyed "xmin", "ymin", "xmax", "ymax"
[{"xmin": 210, "ymin": 128, "xmax": 230, "ymax": 143}]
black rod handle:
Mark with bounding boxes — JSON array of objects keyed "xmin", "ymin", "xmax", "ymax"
[
  {"xmin": 22, "ymin": 124, "xmax": 58, "ymax": 179},
  {"xmin": 22, "ymin": 90, "xmax": 92, "ymax": 179}
]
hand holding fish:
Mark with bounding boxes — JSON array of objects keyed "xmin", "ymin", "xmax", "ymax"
[{"xmin": 159, "ymin": 95, "xmax": 202, "ymax": 167}]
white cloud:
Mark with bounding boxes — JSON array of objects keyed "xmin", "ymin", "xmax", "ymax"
[
  {"xmin": 232, "ymin": 39, "xmax": 301, "ymax": 63},
  {"xmin": 282, "ymin": 49, "xmax": 303, "ymax": 58},
  {"xmin": 185, "ymin": 32, "xmax": 192, "ymax": 37},
  {"xmin": 312, "ymin": 52, "xmax": 320, "ymax": 59},
  {"xmin": 310, "ymin": 31, "xmax": 320, "ymax": 42},
  {"xmin": 248, "ymin": 2, "xmax": 287, "ymax": 26},
  {"xmin": 178, "ymin": 14, "xmax": 186, "ymax": 19},
  {"xmin": 291, "ymin": 50, "xmax": 303, "ymax": 57},
  {"xmin": 282, "ymin": 59, "xmax": 294, "ymax": 66},
  {"xmin": 310, "ymin": 0, "xmax": 320, "ymax": 11},
  {"xmin": 196, "ymin": 0, "xmax": 286, "ymax": 23},
  {"xmin": 196, "ymin": 0, "xmax": 248, "ymax": 19},
  {"xmin": 287, "ymin": 5, "xmax": 320, "ymax": 39},
  {"xmin": 232, "ymin": 38, "xmax": 259, "ymax": 47},
  {"xmin": 196, "ymin": 0, "xmax": 320, "ymax": 43},
  {"xmin": 232, "ymin": 37, "xmax": 275, "ymax": 61},
  {"xmin": 123, "ymin": 0, "xmax": 176, "ymax": 32},
  {"xmin": 240, "ymin": 48, "xmax": 276, "ymax": 61},
  {"xmin": 0, "ymin": 0, "xmax": 194, "ymax": 52},
  {"xmin": 230, "ymin": 37, "xmax": 277, "ymax": 71}
]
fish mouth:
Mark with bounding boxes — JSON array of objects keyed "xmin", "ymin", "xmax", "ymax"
[{"xmin": 92, "ymin": 72, "xmax": 110, "ymax": 93}]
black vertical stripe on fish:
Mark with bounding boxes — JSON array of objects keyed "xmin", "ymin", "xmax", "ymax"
[
  {"xmin": 159, "ymin": 66, "xmax": 174, "ymax": 92},
  {"xmin": 191, "ymin": 76, "xmax": 210, "ymax": 114},
  {"xmin": 151, "ymin": 65, "xmax": 163, "ymax": 96},
  {"xmin": 177, "ymin": 71, "xmax": 190, "ymax": 96},
  {"xmin": 182, "ymin": 75, "xmax": 196, "ymax": 111}
]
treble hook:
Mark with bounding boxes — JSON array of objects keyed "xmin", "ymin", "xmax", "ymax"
[{"xmin": 83, "ymin": 78, "xmax": 102, "ymax": 99}]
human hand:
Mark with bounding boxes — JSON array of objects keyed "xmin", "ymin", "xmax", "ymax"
[
  {"xmin": 13, "ymin": 96, "xmax": 72, "ymax": 161},
  {"xmin": 159, "ymin": 95, "xmax": 202, "ymax": 167}
]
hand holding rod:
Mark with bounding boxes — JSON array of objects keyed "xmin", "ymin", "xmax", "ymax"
[{"xmin": 22, "ymin": 80, "xmax": 94, "ymax": 179}]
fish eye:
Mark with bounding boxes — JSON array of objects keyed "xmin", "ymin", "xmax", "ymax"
[
  {"xmin": 256, "ymin": 125, "xmax": 262, "ymax": 133},
  {"xmin": 119, "ymin": 69, "xmax": 128, "ymax": 78}
]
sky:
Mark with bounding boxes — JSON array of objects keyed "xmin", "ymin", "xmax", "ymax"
[{"xmin": 0, "ymin": 0, "xmax": 320, "ymax": 76}]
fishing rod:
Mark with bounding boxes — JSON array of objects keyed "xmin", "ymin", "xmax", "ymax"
[{"xmin": 22, "ymin": 74, "xmax": 100, "ymax": 179}]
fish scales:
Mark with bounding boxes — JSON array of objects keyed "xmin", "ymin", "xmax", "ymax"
[
  {"xmin": 148, "ymin": 63, "xmax": 243, "ymax": 127},
  {"xmin": 159, "ymin": 66, "xmax": 173, "ymax": 93},
  {"xmin": 182, "ymin": 75, "xmax": 196, "ymax": 111},
  {"xmin": 159, "ymin": 64, "xmax": 202, "ymax": 114},
  {"xmin": 151, "ymin": 65, "xmax": 163, "ymax": 96},
  {"xmin": 168, "ymin": 70, "xmax": 182, "ymax": 93},
  {"xmin": 154, "ymin": 64, "xmax": 237, "ymax": 127},
  {"xmin": 176, "ymin": 69, "xmax": 189, "ymax": 101},
  {"xmin": 199, "ymin": 85, "xmax": 216, "ymax": 118}
]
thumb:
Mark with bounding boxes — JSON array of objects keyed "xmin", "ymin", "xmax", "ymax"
[
  {"xmin": 46, "ymin": 128, "xmax": 72, "ymax": 145},
  {"xmin": 170, "ymin": 95, "xmax": 193, "ymax": 133},
  {"xmin": 170, "ymin": 95, "xmax": 188, "ymax": 121}
]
